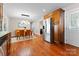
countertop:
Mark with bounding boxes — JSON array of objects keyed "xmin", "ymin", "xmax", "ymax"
[
  {"xmin": 0, "ymin": 31, "xmax": 10, "ymax": 46},
  {"xmin": 0, "ymin": 31, "xmax": 9, "ymax": 38}
]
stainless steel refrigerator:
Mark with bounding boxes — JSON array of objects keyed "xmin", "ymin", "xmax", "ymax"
[{"xmin": 43, "ymin": 18, "xmax": 54, "ymax": 43}]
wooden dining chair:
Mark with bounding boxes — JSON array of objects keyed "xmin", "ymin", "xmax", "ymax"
[
  {"xmin": 20, "ymin": 30, "xmax": 25, "ymax": 39},
  {"xmin": 26, "ymin": 30, "xmax": 32, "ymax": 37},
  {"xmin": 15, "ymin": 30, "xmax": 20, "ymax": 39}
]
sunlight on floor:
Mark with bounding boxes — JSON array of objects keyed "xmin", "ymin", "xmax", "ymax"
[
  {"xmin": 11, "ymin": 35, "xmax": 37, "ymax": 43},
  {"xmin": 17, "ymin": 47, "xmax": 32, "ymax": 56}
]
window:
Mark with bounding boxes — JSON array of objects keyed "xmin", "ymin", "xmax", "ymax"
[{"xmin": 18, "ymin": 20, "xmax": 30, "ymax": 28}]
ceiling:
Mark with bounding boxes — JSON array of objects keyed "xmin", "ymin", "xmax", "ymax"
[{"xmin": 3, "ymin": 3, "xmax": 73, "ymax": 21}]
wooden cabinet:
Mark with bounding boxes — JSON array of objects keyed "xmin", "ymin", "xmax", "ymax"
[
  {"xmin": 0, "ymin": 33, "xmax": 11, "ymax": 56},
  {"xmin": 52, "ymin": 8, "xmax": 64, "ymax": 43},
  {"xmin": 7, "ymin": 33, "xmax": 11, "ymax": 55},
  {"xmin": 44, "ymin": 8, "xmax": 64, "ymax": 44},
  {"xmin": 1, "ymin": 39, "xmax": 7, "ymax": 55},
  {"xmin": 52, "ymin": 8, "xmax": 64, "ymax": 23},
  {"xmin": 0, "ymin": 3, "xmax": 3, "ymax": 18}
]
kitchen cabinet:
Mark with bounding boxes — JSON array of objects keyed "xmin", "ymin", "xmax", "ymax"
[
  {"xmin": 0, "ymin": 32, "xmax": 11, "ymax": 56},
  {"xmin": 52, "ymin": 8, "xmax": 64, "ymax": 43},
  {"xmin": 44, "ymin": 8, "xmax": 64, "ymax": 44},
  {"xmin": 0, "ymin": 39, "xmax": 7, "ymax": 56}
]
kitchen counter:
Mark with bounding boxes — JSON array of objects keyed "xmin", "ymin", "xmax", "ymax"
[
  {"xmin": 0, "ymin": 31, "xmax": 9, "ymax": 38},
  {"xmin": 0, "ymin": 31, "xmax": 10, "ymax": 46}
]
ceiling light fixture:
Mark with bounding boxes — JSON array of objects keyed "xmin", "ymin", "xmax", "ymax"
[
  {"xmin": 43, "ymin": 9, "xmax": 46, "ymax": 12},
  {"xmin": 21, "ymin": 14, "xmax": 30, "ymax": 17}
]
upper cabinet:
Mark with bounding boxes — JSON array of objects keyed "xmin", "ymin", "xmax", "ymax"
[
  {"xmin": 52, "ymin": 8, "xmax": 64, "ymax": 24},
  {"xmin": 44, "ymin": 8, "xmax": 64, "ymax": 24},
  {"xmin": 0, "ymin": 3, "xmax": 3, "ymax": 18}
]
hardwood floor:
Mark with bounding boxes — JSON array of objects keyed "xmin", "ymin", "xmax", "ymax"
[{"xmin": 9, "ymin": 35, "xmax": 79, "ymax": 56}]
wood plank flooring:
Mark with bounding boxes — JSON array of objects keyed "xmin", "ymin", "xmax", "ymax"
[{"xmin": 9, "ymin": 35, "xmax": 79, "ymax": 56}]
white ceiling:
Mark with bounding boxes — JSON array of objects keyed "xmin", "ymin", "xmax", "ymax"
[{"xmin": 3, "ymin": 3, "xmax": 73, "ymax": 21}]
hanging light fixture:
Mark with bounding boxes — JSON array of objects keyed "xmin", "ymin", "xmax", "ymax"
[{"xmin": 21, "ymin": 14, "xmax": 30, "ymax": 17}]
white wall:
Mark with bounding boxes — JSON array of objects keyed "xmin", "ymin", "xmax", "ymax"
[
  {"xmin": 8, "ymin": 17, "xmax": 30, "ymax": 36},
  {"xmin": 2, "ymin": 5, "xmax": 9, "ymax": 31},
  {"xmin": 2, "ymin": 16, "xmax": 9, "ymax": 31},
  {"xmin": 63, "ymin": 4, "xmax": 79, "ymax": 47},
  {"xmin": 8, "ymin": 17, "xmax": 43, "ymax": 36},
  {"xmin": 32, "ymin": 20, "xmax": 43, "ymax": 35},
  {"xmin": 7, "ymin": 17, "xmax": 43, "ymax": 36}
]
